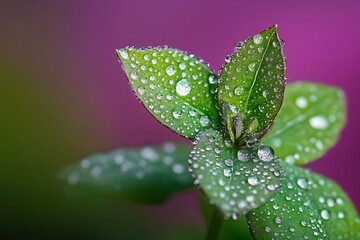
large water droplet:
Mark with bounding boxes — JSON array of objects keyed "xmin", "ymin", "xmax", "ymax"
[
  {"xmin": 208, "ymin": 74, "xmax": 217, "ymax": 84},
  {"xmin": 257, "ymin": 146, "xmax": 274, "ymax": 162},
  {"xmin": 321, "ymin": 209, "xmax": 330, "ymax": 220},
  {"xmin": 237, "ymin": 149, "xmax": 250, "ymax": 161},
  {"xmin": 172, "ymin": 109, "xmax": 182, "ymax": 119},
  {"xmin": 176, "ymin": 78, "xmax": 192, "ymax": 96},
  {"xmin": 119, "ymin": 49, "xmax": 129, "ymax": 59},
  {"xmin": 137, "ymin": 87, "xmax": 145, "ymax": 95},
  {"xmin": 248, "ymin": 62, "xmax": 256, "ymax": 72},
  {"xmin": 234, "ymin": 86, "xmax": 243, "ymax": 96},
  {"xmin": 223, "ymin": 168, "xmax": 231, "ymax": 177},
  {"xmin": 275, "ymin": 216, "xmax": 282, "ymax": 224},
  {"xmin": 253, "ymin": 34, "xmax": 263, "ymax": 44},
  {"xmin": 200, "ymin": 115, "xmax": 210, "ymax": 127},
  {"xmin": 297, "ymin": 178, "xmax": 307, "ymax": 189},
  {"xmin": 224, "ymin": 158, "xmax": 233, "ymax": 167},
  {"xmin": 166, "ymin": 65, "xmax": 176, "ymax": 76},
  {"xmin": 247, "ymin": 176, "xmax": 259, "ymax": 186},
  {"xmin": 309, "ymin": 116, "xmax": 329, "ymax": 130},
  {"xmin": 130, "ymin": 71, "xmax": 139, "ymax": 80},
  {"xmin": 296, "ymin": 97, "xmax": 308, "ymax": 109},
  {"xmin": 178, "ymin": 62, "xmax": 186, "ymax": 70}
]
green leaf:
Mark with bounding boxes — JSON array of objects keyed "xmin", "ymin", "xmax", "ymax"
[
  {"xmin": 189, "ymin": 129, "xmax": 283, "ymax": 219},
  {"xmin": 218, "ymin": 25, "xmax": 286, "ymax": 145},
  {"xmin": 247, "ymin": 163, "xmax": 360, "ymax": 239},
  {"xmin": 117, "ymin": 47, "xmax": 220, "ymax": 139},
  {"xmin": 59, "ymin": 142, "xmax": 193, "ymax": 204},
  {"xmin": 263, "ymin": 82, "xmax": 346, "ymax": 165}
]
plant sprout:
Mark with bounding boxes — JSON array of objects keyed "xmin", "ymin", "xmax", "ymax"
[{"xmin": 61, "ymin": 25, "xmax": 359, "ymax": 239}]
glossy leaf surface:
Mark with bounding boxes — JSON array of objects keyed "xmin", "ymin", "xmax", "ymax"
[
  {"xmin": 117, "ymin": 47, "xmax": 220, "ymax": 139},
  {"xmin": 264, "ymin": 82, "xmax": 346, "ymax": 165},
  {"xmin": 247, "ymin": 163, "xmax": 360, "ymax": 239},
  {"xmin": 189, "ymin": 129, "xmax": 283, "ymax": 219},
  {"xmin": 60, "ymin": 142, "xmax": 193, "ymax": 204},
  {"xmin": 218, "ymin": 25, "xmax": 286, "ymax": 145}
]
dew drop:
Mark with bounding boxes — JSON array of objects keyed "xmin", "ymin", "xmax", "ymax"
[
  {"xmin": 137, "ymin": 87, "xmax": 145, "ymax": 95},
  {"xmin": 223, "ymin": 168, "xmax": 231, "ymax": 177},
  {"xmin": 265, "ymin": 226, "xmax": 271, "ymax": 233},
  {"xmin": 178, "ymin": 62, "xmax": 186, "ymax": 70},
  {"xmin": 224, "ymin": 158, "xmax": 233, "ymax": 167},
  {"xmin": 118, "ymin": 49, "xmax": 129, "ymax": 59},
  {"xmin": 309, "ymin": 116, "xmax": 329, "ymax": 130},
  {"xmin": 275, "ymin": 216, "xmax": 282, "ymax": 224},
  {"xmin": 166, "ymin": 65, "xmax": 176, "ymax": 76},
  {"xmin": 176, "ymin": 79, "xmax": 192, "ymax": 96},
  {"xmin": 338, "ymin": 211, "xmax": 345, "ymax": 219},
  {"xmin": 237, "ymin": 149, "xmax": 250, "ymax": 161},
  {"xmin": 248, "ymin": 62, "xmax": 256, "ymax": 72},
  {"xmin": 200, "ymin": 115, "xmax": 210, "ymax": 127},
  {"xmin": 234, "ymin": 86, "xmax": 243, "ymax": 96},
  {"xmin": 172, "ymin": 109, "xmax": 182, "ymax": 119},
  {"xmin": 253, "ymin": 34, "xmax": 263, "ymax": 44},
  {"xmin": 247, "ymin": 176, "xmax": 259, "ymax": 186},
  {"xmin": 297, "ymin": 178, "xmax": 307, "ymax": 189},
  {"xmin": 257, "ymin": 146, "xmax": 274, "ymax": 162},
  {"xmin": 208, "ymin": 74, "xmax": 217, "ymax": 84},
  {"xmin": 321, "ymin": 209, "xmax": 330, "ymax": 220},
  {"xmin": 130, "ymin": 71, "xmax": 139, "ymax": 80},
  {"xmin": 296, "ymin": 97, "xmax": 308, "ymax": 109}
]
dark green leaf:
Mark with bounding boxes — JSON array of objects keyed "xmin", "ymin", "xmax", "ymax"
[
  {"xmin": 218, "ymin": 25, "xmax": 286, "ymax": 145},
  {"xmin": 189, "ymin": 129, "xmax": 283, "ymax": 219},
  {"xmin": 263, "ymin": 82, "xmax": 346, "ymax": 165},
  {"xmin": 117, "ymin": 47, "xmax": 220, "ymax": 139},
  {"xmin": 59, "ymin": 142, "xmax": 193, "ymax": 204},
  {"xmin": 247, "ymin": 163, "xmax": 360, "ymax": 239}
]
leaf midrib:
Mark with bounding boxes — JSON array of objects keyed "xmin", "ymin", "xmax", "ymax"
[{"xmin": 244, "ymin": 30, "xmax": 277, "ymax": 115}]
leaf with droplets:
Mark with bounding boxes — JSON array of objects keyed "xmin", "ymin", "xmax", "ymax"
[
  {"xmin": 218, "ymin": 25, "xmax": 286, "ymax": 145},
  {"xmin": 247, "ymin": 163, "xmax": 360, "ymax": 239},
  {"xmin": 263, "ymin": 82, "xmax": 346, "ymax": 165},
  {"xmin": 189, "ymin": 129, "xmax": 283, "ymax": 219},
  {"xmin": 117, "ymin": 47, "xmax": 220, "ymax": 139},
  {"xmin": 59, "ymin": 142, "xmax": 193, "ymax": 204}
]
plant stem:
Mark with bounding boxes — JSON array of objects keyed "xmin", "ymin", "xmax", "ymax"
[{"xmin": 205, "ymin": 208, "xmax": 223, "ymax": 240}]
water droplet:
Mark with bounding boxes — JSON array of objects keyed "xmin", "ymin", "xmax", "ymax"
[
  {"xmin": 234, "ymin": 86, "xmax": 243, "ymax": 96},
  {"xmin": 267, "ymin": 184, "xmax": 276, "ymax": 191},
  {"xmin": 309, "ymin": 116, "xmax": 329, "ymax": 130},
  {"xmin": 275, "ymin": 216, "xmax": 282, "ymax": 224},
  {"xmin": 224, "ymin": 158, "xmax": 233, "ymax": 167},
  {"xmin": 223, "ymin": 168, "xmax": 231, "ymax": 177},
  {"xmin": 247, "ymin": 176, "xmax": 259, "ymax": 186},
  {"xmin": 119, "ymin": 49, "xmax": 129, "ymax": 59},
  {"xmin": 176, "ymin": 78, "xmax": 192, "ymax": 96},
  {"xmin": 130, "ymin": 71, "xmax": 138, "ymax": 80},
  {"xmin": 265, "ymin": 226, "xmax": 271, "ymax": 233},
  {"xmin": 172, "ymin": 163, "xmax": 184, "ymax": 174},
  {"xmin": 297, "ymin": 178, "xmax": 307, "ymax": 189},
  {"xmin": 321, "ymin": 209, "xmax": 330, "ymax": 220},
  {"xmin": 237, "ymin": 149, "xmax": 250, "ymax": 161},
  {"xmin": 166, "ymin": 65, "xmax": 176, "ymax": 76},
  {"xmin": 327, "ymin": 198, "xmax": 335, "ymax": 208},
  {"xmin": 262, "ymin": 90, "xmax": 269, "ymax": 98},
  {"xmin": 178, "ymin": 62, "xmax": 186, "ymax": 70},
  {"xmin": 296, "ymin": 97, "xmax": 308, "ymax": 109},
  {"xmin": 200, "ymin": 115, "xmax": 210, "ymax": 127},
  {"xmin": 338, "ymin": 211, "xmax": 345, "ymax": 219},
  {"xmin": 208, "ymin": 74, "xmax": 217, "ymax": 84},
  {"xmin": 253, "ymin": 34, "xmax": 263, "ymax": 44},
  {"xmin": 248, "ymin": 62, "xmax": 256, "ymax": 72},
  {"xmin": 172, "ymin": 109, "xmax": 182, "ymax": 119},
  {"xmin": 137, "ymin": 87, "xmax": 145, "ymax": 95},
  {"xmin": 257, "ymin": 146, "xmax": 274, "ymax": 162}
]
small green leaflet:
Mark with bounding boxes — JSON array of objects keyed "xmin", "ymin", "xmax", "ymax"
[
  {"xmin": 117, "ymin": 47, "xmax": 220, "ymax": 139},
  {"xmin": 264, "ymin": 82, "xmax": 346, "ymax": 165},
  {"xmin": 59, "ymin": 142, "xmax": 193, "ymax": 204},
  {"xmin": 189, "ymin": 129, "xmax": 283, "ymax": 219},
  {"xmin": 247, "ymin": 163, "xmax": 360, "ymax": 239},
  {"xmin": 218, "ymin": 25, "xmax": 286, "ymax": 145}
]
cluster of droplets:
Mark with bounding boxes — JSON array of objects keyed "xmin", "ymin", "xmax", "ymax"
[
  {"xmin": 118, "ymin": 47, "xmax": 220, "ymax": 138},
  {"xmin": 218, "ymin": 26, "xmax": 286, "ymax": 140},
  {"xmin": 188, "ymin": 130, "xmax": 282, "ymax": 219},
  {"xmin": 247, "ymin": 164, "xmax": 354, "ymax": 239},
  {"xmin": 66, "ymin": 142, "xmax": 189, "ymax": 189}
]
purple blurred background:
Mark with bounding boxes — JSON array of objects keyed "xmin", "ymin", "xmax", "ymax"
[{"xmin": 1, "ymin": 0, "xmax": 359, "ymax": 238}]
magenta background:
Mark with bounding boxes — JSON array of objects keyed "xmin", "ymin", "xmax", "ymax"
[{"xmin": 1, "ymin": 0, "xmax": 360, "ymax": 237}]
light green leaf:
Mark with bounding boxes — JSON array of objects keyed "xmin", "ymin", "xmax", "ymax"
[
  {"xmin": 117, "ymin": 47, "xmax": 220, "ymax": 139},
  {"xmin": 59, "ymin": 142, "xmax": 193, "ymax": 204},
  {"xmin": 247, "ymin": 163, "xmax": 360, "ymax": 239},
  {"xmin": 218, "ymin": 25, "xmax": 286, "ymax": 145},
  {"xmin": 189, "ymin": 129, "xmax": 283, "ymax": 219},
  {"xmin": 263, "ymin": 82, "xmax": 346, "ymax": 165}
]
